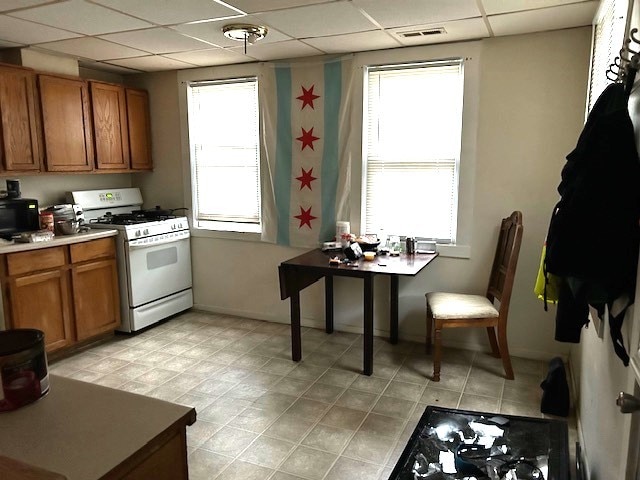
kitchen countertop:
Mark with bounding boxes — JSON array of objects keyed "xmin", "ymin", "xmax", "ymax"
[
  {"xmin": 0, "ymin": 375, "xmax": 196, "ymax": 480},
  {"xmin": 0, "ymin": 229, "xmax": 118, "ymax": 255}
]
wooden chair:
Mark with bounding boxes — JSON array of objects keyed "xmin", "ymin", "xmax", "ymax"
[{"xmin": 425, "ymin": 211, "xmax": 523, "ymax": 382}]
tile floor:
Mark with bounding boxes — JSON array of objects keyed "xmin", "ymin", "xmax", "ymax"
[{"xmin": 49, "ymin": 310, "xmax": 576, "ymax": 480}]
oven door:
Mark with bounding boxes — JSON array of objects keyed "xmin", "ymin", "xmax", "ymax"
[{"xmin": 125, "ymin": 232, "xmax": 192, "ymax": 307}]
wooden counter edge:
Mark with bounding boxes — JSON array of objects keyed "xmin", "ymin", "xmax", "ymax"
[{"xmin": 99, "ymin": 407, "xmax": 196, "ymax": 480}]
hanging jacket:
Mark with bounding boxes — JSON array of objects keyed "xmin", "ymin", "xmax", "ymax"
[{"xmin": 545, "ymin": 82, "xmax": 640, "ymax": 365}]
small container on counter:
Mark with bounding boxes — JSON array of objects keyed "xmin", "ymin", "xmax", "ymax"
[
  {"xmin": 405, "ymin": 236, "xmax": 416, "ymax": 255},
  {"xmin": 39, "ymin": 212, "xmax": 54, "ymax": 233}
]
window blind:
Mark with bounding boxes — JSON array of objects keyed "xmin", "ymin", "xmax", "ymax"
[
  {"xmin": 588, "ymin": 0, "xmax": 629, "ymax": 112},
  {"xmin": 187, "ymin": 78, "xmax": 260, "ymax": 228},
  {"xmin": 364, "ymin": 61, "xmax": 463, "ymax": 242}
]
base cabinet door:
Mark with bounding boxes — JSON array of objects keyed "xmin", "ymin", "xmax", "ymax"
[
  {"xmin": 8, "ymin": 269, "xmax": 73, "ymax": 352},
  {"xmin": 71, "ymin": 258, "xmax": 120, "ymax": 341}
]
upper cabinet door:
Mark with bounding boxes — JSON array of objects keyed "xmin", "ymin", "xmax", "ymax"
[
  {"xmin": 90, "ymin": 81, "xmax": 130, "ymax": 170},
  {"xmin": 0, "ymin": 65, "xmax": 42, "ymax": 172},
  {"xmin": 126, "ymin": 88, "xmax": 153, "ymax": 171},
  {"xmin": 38, "ymin": 74, "xmax": 94, "ymax": 172}
]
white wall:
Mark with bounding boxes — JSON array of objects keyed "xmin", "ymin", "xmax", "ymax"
[{"xmin": 136, "ymin": 27, "xmax": 591, "ymax": 361}]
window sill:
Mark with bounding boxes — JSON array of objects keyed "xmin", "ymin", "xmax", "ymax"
[
  {"xmin": 191, "ymin": 224, "xmax": 261, "ymax": 242},
  {"xmin": 435, "ymin": 244, "xmax": 470, "ymax": 259}
]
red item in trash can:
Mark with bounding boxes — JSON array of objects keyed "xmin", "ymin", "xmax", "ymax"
[{"xmin": 0, "ymin": 329, "xmax": 49, "ymax": 412}]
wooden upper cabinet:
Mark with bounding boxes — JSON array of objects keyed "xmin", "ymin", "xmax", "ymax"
[
  {"xmin": 0, "ymin": 65, "xmax": 42, "ymax": 172},
  {"xmin": 90, "ymin": 81, "xmax": 130, "ymax": 171},
  {"xmin": 126, "ymin": 88, "xmax": 153, "ymax": 171},
  {"xmin": 38, "ymin": 74, "xmax": 94, "ymax": 172}
]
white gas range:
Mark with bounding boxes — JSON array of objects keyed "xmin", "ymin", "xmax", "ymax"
[{"xmin": 68, "ymin": 188, "xmax": 193, "ymax": 333}]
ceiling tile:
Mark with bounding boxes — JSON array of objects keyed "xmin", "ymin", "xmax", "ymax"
[
  {"xmin": 0, "ymin": 0, "xmax": 53, "ymax": 13},
  {"xmin": 353, "ymin": 0, "xmax": 481, "ymax": 28},
  {"xmin": 254, "ymin": 2, "xmax": 377, "ymax": 37},
  {"xmin": 36, "ymin": 37, "xmax": 148, "ymax": 60},
  {"xmin": 389, "ymin": 17, "xmax": 490, "ymax": 46},
  {"xmin": 165, "ymin": 47, "xmax": 252, "ymax": 66},
  {"xmin": 482, "ymin": 0, "xmax": 592, "ymax": 16},
  {"xmin": 106, "ymin": 55, "xmax": 196, "ymax": 71},
  {"xmin": 9, "ymin": 0, "xmax": 152, "ymax": 35},
  {"xmin": 489, "ymin": 1, "xmax": 598, "ymax": 37},
  {"xmin": 234, "ymin": 39, "xmax": 323, "ymax": 61},
  {"xmin": 100, "ymin": 28, "xmax": 215, "ymax": 54},
  {"xmin": 172, "ymin": 15, "xmax": 291, "ymax": 48},
  {"xmin": 304, "ymin": 30, "xmax": 399, "ymax": 54},
  {"xmin": 223, "ymin": 0, "xmax": 335, "ymax": 14},
  {"xmin": 0, "ymin": 14, "xmax": 81, "ymax": 44},
  {"xmin": 79, "ymin": 59, "xmax": 143, "ymax": 74},
  {"xmin": 91, "ymin": 0, "xmax": 244, "ymax": 26}
]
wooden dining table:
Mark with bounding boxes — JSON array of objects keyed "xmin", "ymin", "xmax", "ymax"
[{"xmin": 278, "ymin": 248, "xmax": 438, "ymax": 375}]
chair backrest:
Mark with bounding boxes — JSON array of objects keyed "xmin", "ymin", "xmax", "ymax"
[{"xmin": 486, "ymin": 211, "xmax": 524, "ymax": 315}]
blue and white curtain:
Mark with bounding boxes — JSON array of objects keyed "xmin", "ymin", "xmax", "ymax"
[{"xmin": 261, "ymin": 57, "xmax": 353, "ymax": 248}]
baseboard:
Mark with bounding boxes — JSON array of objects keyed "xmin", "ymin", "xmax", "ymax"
[
  {"xmin": 568, "ymin": 358, "xmax": 589, "ymax": 480},
  {"xmin": 192, "ymin": 303, "xmax": 568, "ymax": 361}
]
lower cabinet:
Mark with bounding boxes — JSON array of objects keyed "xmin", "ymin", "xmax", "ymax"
[
  {"xmin": 72, "ymin": 258, "xmax": 119, "ymax": 341},
  {"xmin": 2, "ymin": 237, "xmax": 120, "ymax": 353},
  {"xmin": 7, "ymin": 269, "xmax": 73, "ymax": 352}
]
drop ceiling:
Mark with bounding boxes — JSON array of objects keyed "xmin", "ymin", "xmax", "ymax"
[{"xmin": 0, "ymin": 0, "xmax": 599, "ymax": 74}]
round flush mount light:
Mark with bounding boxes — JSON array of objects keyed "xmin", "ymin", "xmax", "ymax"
[{"xmin": 222, "ymin": 23, "xmax": 268, "ymax": 45}]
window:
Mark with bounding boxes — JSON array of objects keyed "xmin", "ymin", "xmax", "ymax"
[
  {"xmin": 363, "ymin": 60, "xmax": 464, "ymax": 243},
  {"xmin": 187, "ymin": 77, "xmax": 261, "ymax": 233},
  {"xmin": 588, "ymin": 0, "xmax": 629, "ymax": 112}
]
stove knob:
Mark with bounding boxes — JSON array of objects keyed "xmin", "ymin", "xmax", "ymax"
[
  {"xmin": 171, "ymin": 224, "xmax": 176, "ymax": 230},
  {"xmin": 143, "ymin": 228, "xmax": 149, "ymax": 235},
  {"xmin": 135, "ymin": 230, "xmax": 141, "ymax": 237},
  {"xmin": 178, "ymin": 222, "xmax": 183, "ymax": 229}
]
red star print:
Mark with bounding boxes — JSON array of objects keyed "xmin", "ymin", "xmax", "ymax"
[
  {"xmin": 296, "ymin": 127, "xmax": 320, "ymax": 151},
  {"xmin": 296, "ymin": 167, "xmax": 317, "ymax": 191},
  {"xmin": 296, "ymin": 85, "xmax": 320, "ymax": 110},
  {"xmin": 294, "ymin": 206, "xmax": 317, "ymax": 229}
]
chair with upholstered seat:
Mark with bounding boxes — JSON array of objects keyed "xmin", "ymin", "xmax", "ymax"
[{"xmin": 425, "ymin": 211, "xmax": 523, "ymax": 382}]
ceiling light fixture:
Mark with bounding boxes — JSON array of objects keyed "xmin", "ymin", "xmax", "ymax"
[{"xmin": 222, "ymin": 23, "xmax": 268, "ymax": 54}]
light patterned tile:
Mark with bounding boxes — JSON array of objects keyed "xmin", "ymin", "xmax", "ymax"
[
  {"xmin": 343, "ymin": 430, "xmax": 393, "ymax": 464},
  {"xmin": 279, "ymin": 446, "xmax": 337, "ymax": 480},
  {"xmin": 201, "ymin": 426, "xmax": 256, "ymax": 457},
  {"xmin": 217, "ymin": 460, "xmax": 274, "ymax": 480},
  {"xmin": 335, "ymin": 389, "xmax": 378, "ymax": 412},
  {"xmin": 302, "ymin": 383, "xmax": 345, "ymax": 403},
  {"xmin": 383, "ymin": 380, "xmax": 424, "ymax": 402},
  {"xmin": 419, "ymin": 387, "xmax": 461, "ymax": 409},
  {"xmin": 264, "ymin": 413, "xmax": 315, "ymax": 442},
  {"xmin": 458, "ymin": 394, "xmax": 500, "ymax": 413},
  {"xmin": 320, "ymin": 406, "xmax": 367, "ymax": 431},
  {"xmin": 301, "ymin": 424, "xmax": 353, "ymax": 454},
  {"xmin": 188, "ymin": 449, "xmax": 232, "ymax": 480},
  {"xmin": 240, "ymin": 435, "xmax": 295, "ymax": 468}
]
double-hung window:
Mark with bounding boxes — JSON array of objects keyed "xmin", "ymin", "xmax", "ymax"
[
  {"xmin": 187, "ymin": 77, "xmax": 261, "ymax": 233},
  {"xmin": 363, "ymin": 60, "xmax": 464, "ymax": 243}
]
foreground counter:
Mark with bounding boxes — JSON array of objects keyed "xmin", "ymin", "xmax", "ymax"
[{"xmin": 0, "ymin": 375, "xmax": 196, "ymax": 480}]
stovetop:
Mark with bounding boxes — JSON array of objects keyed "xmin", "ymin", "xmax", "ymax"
[{"xmin": 90, "ymin": 212, "xmax": 180, "ymax": 225}]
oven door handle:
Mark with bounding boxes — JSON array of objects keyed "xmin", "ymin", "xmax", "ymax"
[{"xmin": 129, "ymin": 233, "xmax": 189, "ymax": 249}]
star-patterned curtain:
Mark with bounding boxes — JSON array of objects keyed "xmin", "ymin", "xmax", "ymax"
[{"xmin": 261, "ymin": 57, "xmax": 354, "ymax": 248}]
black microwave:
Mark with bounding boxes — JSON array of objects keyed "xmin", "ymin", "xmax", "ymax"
[{"xmin": 0, "ymin": 198, "xmax": 40, "ymax": 239}]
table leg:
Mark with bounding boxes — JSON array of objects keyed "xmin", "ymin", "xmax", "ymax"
[
  {"xmin": 290, "ymin": 290, "xmax": 301, "ymax": 362},
  {"xmin": 325, "ymin": 275, "xmax": 334, "ymax": 334},
  {"xmin": 390, "ymin": 275, "xmax": 399, "ymax": 344},
  {"xmin": 363, "ymin": 275, "xmax": 374, "ymax": 376}
]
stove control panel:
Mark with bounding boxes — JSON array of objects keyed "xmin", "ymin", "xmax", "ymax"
[
  {"xmin": 129, "ymin": 229, "xmax": 190, "ymax": 247},
  {"xmin": 122, "ymin": 216, "xmax": 189, "ymax": 241}
]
